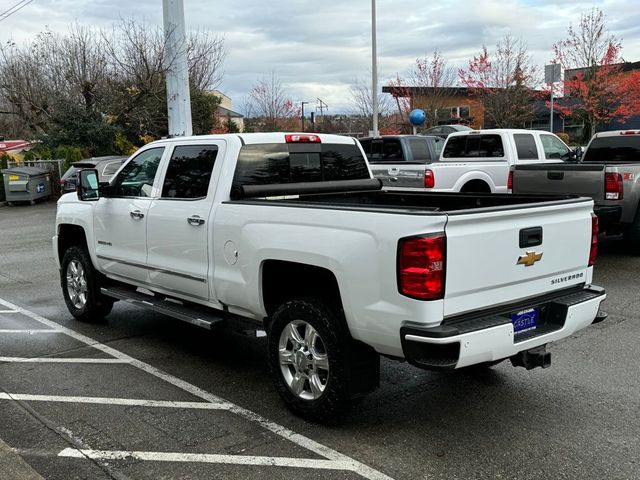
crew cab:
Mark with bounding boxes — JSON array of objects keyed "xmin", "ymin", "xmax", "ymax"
[
  {"xmin": 414, "ymin": 129, "xmax": 577, "ymax": 193},
  {"xmin": 54, "ymin": 132, "xmax": 606, "ymax": 420},
  {"xmin": 512, "ymin": 130, "xmax": 640, "ymax": 252}
]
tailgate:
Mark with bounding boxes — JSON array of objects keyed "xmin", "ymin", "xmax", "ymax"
[
  {"xmin": 370, "ymin": 163, "xmax": 426, "ymax": 188},
  {"xmin": 443, "ymin": 199, "xmax": 594, "ymax": 317},
  {"xmin": 513, "ymin": 163, "xmax": 605, "ymax": 199}
]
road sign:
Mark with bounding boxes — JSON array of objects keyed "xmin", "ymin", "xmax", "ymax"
[{"xmin": 545, "ymin": 64, "xmax": 561, "ymax": 84}]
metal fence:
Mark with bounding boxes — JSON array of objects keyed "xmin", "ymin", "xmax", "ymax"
[{"xmin": 7, "ymin": 159, "xmax": 66, "ymax": 197}]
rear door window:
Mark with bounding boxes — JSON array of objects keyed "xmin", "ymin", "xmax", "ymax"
[
  {"xmin": 381, "ymin": 139, "xmax": 403, "ymax": 161},
  {"xmin": 514, "ymin": 134, "xmax": 539, "ymax": 160},
  {"xmin": 408, "ymin": 139, "xmax": 430, "ymax": 162},
  {"xmin": 161, "ymin": 145, "xmax": 218, "ymax": 199},
  {"xmin": 443, "ymin": 135, "xmax": 504, "ymax": 158},
  {"xmin": 540, "ymin": 134, "xmax": 570, "ymax": 160},
  {"xmin": 583, "ymin": 135, "xmax": 640, "ymax": 163}
]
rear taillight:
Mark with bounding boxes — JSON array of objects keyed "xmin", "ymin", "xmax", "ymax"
[
  {"xmin": 620, "ymin": 130, "xmax": 640, "ymax": 135},
  {"xmin": 398, "ymin": 234, "xmax": 446, "ymax": 300},
  {"xmin": 507, "ymin": 170, "xmax": 513, "ymax": 192},
  {"xmin": 424, "ymin": 169, "xmax": 435, "ymax": 188},
  {"xmin": 285, "ymin": 134, "xmax": 321, "ymax": 143},
  {"xmin": 589, "ymin": 213, "xmax": 598, "ymax": 267},
  {"xmin": 604, "ymin": 172, "xmax": 623, "ymax": 200}
]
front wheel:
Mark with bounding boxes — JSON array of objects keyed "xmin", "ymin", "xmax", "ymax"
[
  {"xmin": 267, "ymin": 298, "xmax": 356, "ymax": 421},
  {"xmin": 61, "ymin": 246, "xmax": 113, "ymax": 322}
]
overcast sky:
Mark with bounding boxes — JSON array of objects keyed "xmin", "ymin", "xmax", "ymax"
[{"xmin": 3, "ymin": 0, "xmax": 640, "ymax": 114}]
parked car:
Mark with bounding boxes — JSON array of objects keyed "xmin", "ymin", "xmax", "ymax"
[
  {"xmin": 417, "ymin": 129, "xmax": 577, "ymax": 193},
  {"xmin": 60, "ymin": 156, "xmax": 127, "ymax": 193},
  {"xmin": 423, "ymin": 124, "xmax": 472, "ymax": 139},
  {"xmin": 511, "ymin": 129, "xmax": 640, "ymax": 251},
  {"xmin": 359, "ymin": 135, "xmax": 444, "ymax": 188},
  {"xmin": 55, "ymin": 132, "xmax": 607, "ymax": 420}
]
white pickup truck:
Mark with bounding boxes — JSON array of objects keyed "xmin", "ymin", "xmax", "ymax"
[
  {"xmin": 54, "ymin": 132, "xmax": 606, "ymax": 420},
  {"xmin": 374, "ymin": 129, "xmax": 577, "ymax": 193}
]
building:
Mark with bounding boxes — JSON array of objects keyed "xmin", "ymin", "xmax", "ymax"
[
  {"xmin": 212, "ymin": 91, "xmax": 244, "ymax": 133},
  {"xmin": 382, "ymin": 86, "xmax": 485, "ymax": 129}
]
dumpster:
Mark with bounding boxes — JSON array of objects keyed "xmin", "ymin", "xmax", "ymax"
[{"xmin": 1, "ymin": 166, "xmax": 52, "ymax": 205}]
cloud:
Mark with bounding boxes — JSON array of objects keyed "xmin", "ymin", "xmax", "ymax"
[{"xmin": 2, "ymin": 0, "xmax": 639, "ymax": 113}]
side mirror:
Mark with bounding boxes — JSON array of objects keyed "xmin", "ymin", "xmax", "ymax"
[{"xmin": 77, "ymin": 169, "xmax": 100, "ymax": 201}]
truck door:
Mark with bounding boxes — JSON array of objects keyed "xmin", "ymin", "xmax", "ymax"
[
  {"xmin": 94, "ymin": 146, "xmax": 166, "ymax": 284},
  {"xmin": 146, "ymin": 142, "xmax": 225, "ymax": 301}
]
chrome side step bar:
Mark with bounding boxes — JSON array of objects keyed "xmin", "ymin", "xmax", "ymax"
[{"xmin": 101, "ymin": 286, "xmax": 225, "ymax": 330}]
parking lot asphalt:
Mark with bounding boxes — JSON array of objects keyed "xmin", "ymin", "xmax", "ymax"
[{"xmin": 0, "ymin": 201, "xmax": 639, "ymax": 480}]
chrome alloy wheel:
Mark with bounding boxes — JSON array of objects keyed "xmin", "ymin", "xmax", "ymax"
[
  {"xmin": 278, "ymin": 320, "xmax": 330, "ymax": 400},
  {"xmin": 66, "ymin": 260, "xmax": 88, "ymax": 309}
]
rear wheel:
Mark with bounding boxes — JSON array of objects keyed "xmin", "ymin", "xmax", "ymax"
[
  {"xmin": 61, "ymin": 246, "xmax": 113, "ymax": 322},
  {"xmin": 267, "ymin": 298, "xmax": 362, "ymax": 421}
]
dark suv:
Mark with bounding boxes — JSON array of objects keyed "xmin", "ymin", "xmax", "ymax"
[{"xmin": 60, "ymin": 156, "xmax": 127, "ymax": 193}]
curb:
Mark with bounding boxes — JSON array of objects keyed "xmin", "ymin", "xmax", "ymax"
[{"xmin": 0, "ymin": 438, "xmax": 45, "ymax": 480}]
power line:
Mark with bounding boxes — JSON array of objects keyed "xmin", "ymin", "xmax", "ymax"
[{"xmin": 0, "ymin": 0, "xmax": 35, "ymax": 23}]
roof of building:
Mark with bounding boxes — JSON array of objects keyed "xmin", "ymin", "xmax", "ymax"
[{"xmin": 216, "ymin": 106, "xmax": 244, "ymax": 118}]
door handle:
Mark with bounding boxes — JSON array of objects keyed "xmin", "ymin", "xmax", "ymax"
[
  {"xmin": 130, "ymin": 210, "xmax": 144, "ymax": 220},
  {"xmin": 389, "ymin": 177, "xmax": 398, "ymax": 182},
  {"xmin": 187, "ymin": 215, "xmax": 205, "ymax": 226}
]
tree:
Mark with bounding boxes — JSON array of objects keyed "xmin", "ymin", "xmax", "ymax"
[
  {"xmin": 246, "ymin": 72, "xmax": 299, "ymax": 131},
  {"xmin": 0, "ymin": 19, "xmax": 227, "ymax": 153},
  {"xmin": 408, "ymin": 51, "xmax": 457, "ymax": 127},
  {"xmin": 385, "ymin": 51, "xmax": 458, "ymax": 131},
  {"xmin": 348, "ymin": 77, "xmax": 390, "ymax": 119},
  {"xmin": 459, "ymin": 35, "xmax": 538, "ymax": 128},
  {"xmin": 551, "ymin": 8, "xmax": 640, "ymax": 138}
]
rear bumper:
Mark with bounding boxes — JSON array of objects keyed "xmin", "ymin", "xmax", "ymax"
[
  {"xmin": 400, "ymin": 285, "xmax": 606, "ymax": 370},
  {"xmin": 594, "ymin": 205, "xmax": 622, "ymax": 227}
]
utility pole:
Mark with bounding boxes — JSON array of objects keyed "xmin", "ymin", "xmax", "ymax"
[
  {"xmin": 371, "ymin": 0, "xmax": 379, "ymax": 137},
  {"xmin": 163, "ymin": 0, "xmax": 193, "ymax": 137},
  {"xmin": 301, "ymin": 101, "xmax": 309, "ymax": 132}
]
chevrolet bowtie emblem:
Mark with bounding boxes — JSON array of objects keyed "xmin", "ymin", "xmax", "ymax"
[{"xmin": 517, "ymin": 251, "xmax": 543, "ymax": 267}]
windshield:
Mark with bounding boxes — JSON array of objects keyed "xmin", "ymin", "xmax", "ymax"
[{"xmin": 583, "ymin": 135, "xmax": 640, "ymax": 163}]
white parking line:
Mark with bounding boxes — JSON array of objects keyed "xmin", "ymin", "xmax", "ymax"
[
  {"xmin": 0, "ymin": 329, "xmax": 60, "ymax": 333},
  {"xmin": 58, "ymin": 448, "xmax": 358, "ymax": 471},
  {"xmin": 0, "ymin": 309, "xmax": 19, "ymax": 313},
  {"xmin": 0, "ymin": 393, "xmax": 228, "ymax": 410},
  {"xmin": 0, "ymin": 297, "xmax": 396, "ymax": 480},
  {"xmin": 0, "ymin": 357, "xmax": 129, "ymax": 363}
]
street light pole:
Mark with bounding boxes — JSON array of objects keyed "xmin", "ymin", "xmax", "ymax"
[
  {"xmin": 301, "ymin": 101, "xmax": 309, "ymax": 132},
  {"xmin": 163, "ymin": 0, "xmax": 192, "ymax": 137},
  {"xmin": 371, "ymin": 0, "xmax": 379, "ymax": 137}
]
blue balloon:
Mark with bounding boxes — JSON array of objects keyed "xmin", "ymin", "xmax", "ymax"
[{"xmin": 409, "ymin": 109, "xmax": 426, "ymax": 126}]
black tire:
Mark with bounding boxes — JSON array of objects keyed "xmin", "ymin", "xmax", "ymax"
[
  {"xmin": 61, "ymin": 246, "xmax": 113, "ymax": 322},
  {"xmin": 267, "ymin": 298, "xmax": 355, "ymax": 421}
]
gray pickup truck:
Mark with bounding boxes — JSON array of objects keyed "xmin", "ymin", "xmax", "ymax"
[
  {"xmin": 512, "ymin": 130, "xmax": 640, "ymax": 250},
  {"xmin": 359, "ymin": 135, "xmax": 444, "ymax": 188}
]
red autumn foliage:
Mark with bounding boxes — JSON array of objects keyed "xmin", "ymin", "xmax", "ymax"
[{"xmin": 552, "ymin": 43, "xmax": 640, "ymax": 134}]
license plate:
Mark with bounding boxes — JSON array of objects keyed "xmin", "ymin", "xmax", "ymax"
[
  {"xmin": 8, "ymin": 175, "xmax": 19, "ymax": 181},
  {"xmin": 511, "ymin": 308, "xmax": 538, "ymax": 334}
]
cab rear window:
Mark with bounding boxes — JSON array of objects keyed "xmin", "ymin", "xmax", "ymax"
[
  {"xmin": 443, "ymin": 135, "xmax": 504, "ymax": 158},
  {"xmin": 233, "ymin": 143, "xmax": 369, "ymax": 187},
  {"xmin": 583, "ymin": 135, "xmax": 640, "ymax": 163}
]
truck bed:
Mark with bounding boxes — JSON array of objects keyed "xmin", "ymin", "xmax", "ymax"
[{"xmin": 231, "ymin": 188, "xmax": 586, "ymax": 214}]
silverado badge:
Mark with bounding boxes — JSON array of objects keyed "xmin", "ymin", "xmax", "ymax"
[{"xmin": 517, "ymin": 251, "xmax": 543, "ymax": 267}]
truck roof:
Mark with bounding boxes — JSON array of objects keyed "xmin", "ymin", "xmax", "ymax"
[
  {"xmin": 147, "ymin": 132, "xmax": 359, "ymax": 147},
  {"xmin": 447, "ymin": 128, "xmax": 555, "ymax": 137}
]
